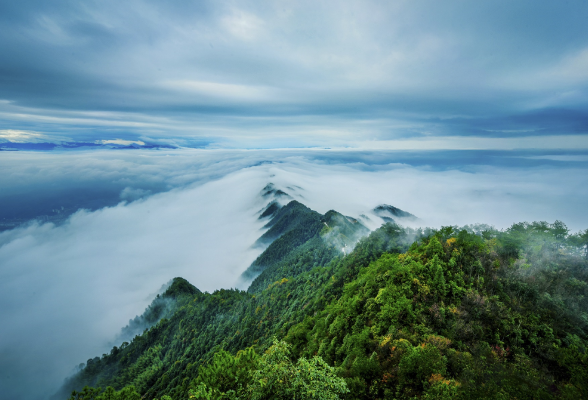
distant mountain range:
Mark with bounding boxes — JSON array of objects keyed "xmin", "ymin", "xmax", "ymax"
[{"xmin": 0, "ymin": 141, "xmax": 177, "ymax": 151}]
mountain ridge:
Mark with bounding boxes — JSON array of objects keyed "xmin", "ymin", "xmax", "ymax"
[{"xmin": 55, "ymin": 190, "xmax": 588, "ymax": 400}]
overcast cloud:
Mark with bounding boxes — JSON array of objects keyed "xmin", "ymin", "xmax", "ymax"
[{"xmin": 0, "ymin": 0, "xmax": 587, "ymax": 148}]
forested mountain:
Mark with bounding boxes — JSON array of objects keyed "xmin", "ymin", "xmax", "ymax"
[{"xmin": 56, "ymin": 195, "xmax": 588, "ymax": 400}]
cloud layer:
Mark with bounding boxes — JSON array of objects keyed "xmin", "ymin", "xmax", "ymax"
[
  {"xmin": 1, "ymin": 149, "xmax": 587, "ymax": 400},
  {"xmin": 0, "ymin": 162, "xmax": 270, "ymax": 400}
]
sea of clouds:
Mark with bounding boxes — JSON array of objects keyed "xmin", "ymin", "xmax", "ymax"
[{"xmin": 1, "ymin": 148, "xmax": 587, "ymax": 400}]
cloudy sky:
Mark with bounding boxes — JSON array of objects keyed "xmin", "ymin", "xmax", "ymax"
[
  {"xmin": 1, "ymin": 0, "xmax": 588, "ymax": 149},
  {"xmin": 2, "ymin": 2, "xmax": 588, "ymax": 400}
]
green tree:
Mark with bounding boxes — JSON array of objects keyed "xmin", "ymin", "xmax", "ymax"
[
  {"xmin": 69, "ymin": 386, "xmax": 141, "ymax": 400},
  {"xmin": 570, "ymin": 229, "xmax": 588, "ymax": 258},
  {"xmin": 248, "ymin": 339, "xmax": 348, "ymax": 400},
  {"xmin": 192, "ymin": 347, "xmax": 259, "ymax": 399},
  {"xmin": 68, "ymin": 386, "xmax": 102, "ymax": 400},
  {"xmin": 399, "ymin": 344, "xmax": 447, "ymax": 390},
  {"xmin": 190, "ymin": 339, "xmax": 348, "ymax": 400}
]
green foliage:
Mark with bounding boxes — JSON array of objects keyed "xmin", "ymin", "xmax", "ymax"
[
  {"xmin": 248, "ymin": 339, "xmax": 348, "ymax": 400},
  {"xmin": 164, "ymin": 278, "xmax": 201, "ymax": 299},
  {"xmin": 557, "ymin": 334, "xmax": 588, "ymax": 398},
  {"xmin": 284, "ymin": 222, "xmax": 588, "ymax": 399},
  {"xmin": 190, "ymin": 339, "xmax": 348, "ymax": 400},
  {"xmin": 59, "ymin": 210, "xmax": 588, "ymax": 400},
  {"xmin": 68, "ymin": 386, "xmax": 102, "ymax": 400},
  {"xmin": 192, "ymin": 347, "xmax": 259, "ymax": 398},
  {"xmin": 68, "ymin": 385, "xmax": 140, "ymax": 400},
  {"xmin": 398, "ymin": 344, "xmax": 447, "ymax": 389}
]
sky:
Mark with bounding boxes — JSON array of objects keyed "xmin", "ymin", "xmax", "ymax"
[
  {"xmin": 1, "ymin": 1, "xmax": 588, "ymax": 399},
  {"xmin": 1, "ymin": 0, "xmax": 588, "ymax": 149}
]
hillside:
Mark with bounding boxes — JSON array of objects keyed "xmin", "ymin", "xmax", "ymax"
[{"xmin": 58, "ymin": 201, "xmax": 588, "ymax": 400}]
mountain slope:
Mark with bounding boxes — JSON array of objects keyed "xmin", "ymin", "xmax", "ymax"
[
  {"xmin": 57, "ymin": 202, "xmax": 588, "ymax": 400},
  {"xmin": 242, "ymin": 200, "xmax": 369, "ymax": 284},
  {"xmin": 53, "ymin": 278, "xmax": 200, "ymax": 399},
  {"xmin": 57, "ymin": 202, "xmax": 407, "ymax": 399},
  {"xmin": 246, "ymin": 209, "xmax": 370, "ymax": 294}
]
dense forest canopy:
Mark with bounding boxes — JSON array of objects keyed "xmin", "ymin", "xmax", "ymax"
[{"xmin": 56, "ymin": 199, "xmax": 588, "ymax": 400}]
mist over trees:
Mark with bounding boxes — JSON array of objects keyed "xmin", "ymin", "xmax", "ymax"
[{"xmin": 53, "ymin": 199, "xmax": 588, "ymax": 400}]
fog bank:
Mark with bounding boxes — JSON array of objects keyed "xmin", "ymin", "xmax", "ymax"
[{"xmin": 1, "ymin": 149, "xmax": 587, "ymax": 400}]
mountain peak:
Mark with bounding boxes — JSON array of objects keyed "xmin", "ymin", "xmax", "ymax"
[
  {"xmin": 261, "ymin": 183, "xmax": 291, "ymax": 199},
  {"xmin": 373, "ymin": 204, "xmax": 417, "ymax": 222},
  {"xmin": 163, "ymin": 277, "xmax": 200, "ymax": 298},
  {"xmin": 257, "ymin": 183, "xmax": 296, "ymax": 220}
]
